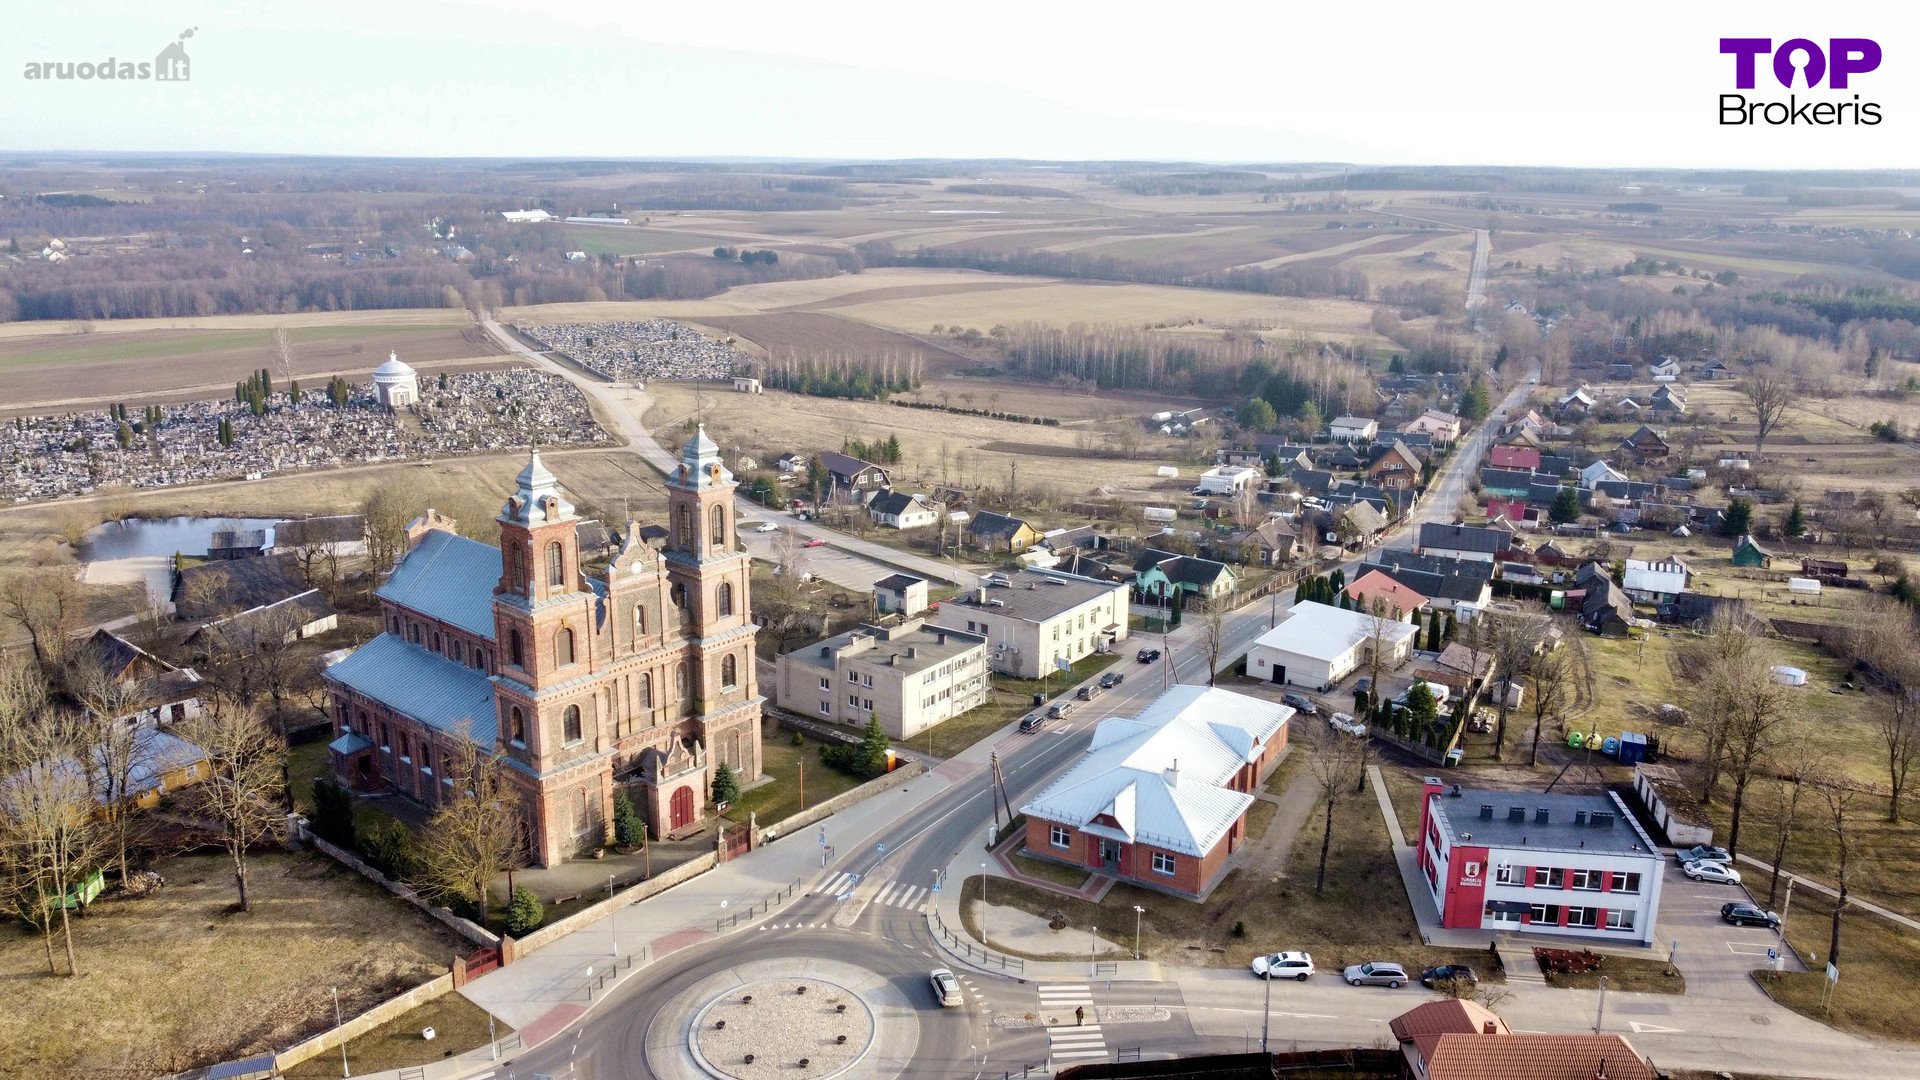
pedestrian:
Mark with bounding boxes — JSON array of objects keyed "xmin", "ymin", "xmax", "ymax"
[{"xmin": 1075, "ymin": 1005, "xmax": 1085, "ymax": 1026}]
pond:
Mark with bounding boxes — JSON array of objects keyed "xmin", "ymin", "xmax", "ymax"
[{"xmin": 79, "ymin": 516, "xmax": 283, "ymax": 562}]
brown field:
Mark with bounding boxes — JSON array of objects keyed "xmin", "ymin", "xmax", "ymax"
[
  {"xmin": 0, "ymin": 851, "xmax": 466, "ymax": 1080},
  {"xmin": 690, "ymin": 312, "xmax": 979, "ymax": 372},
  {"xmin": 0, "ymin": 321, "xmax": 507, "ymax": 416}
]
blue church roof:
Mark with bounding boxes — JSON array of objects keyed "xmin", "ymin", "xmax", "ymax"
[
  {"xmin": 377, "ymin": 529, "xmax": 501, "ymax": 641},
  {"xmin": 326, "ymin": 634, "xmax": 499, "ymax": 744}
]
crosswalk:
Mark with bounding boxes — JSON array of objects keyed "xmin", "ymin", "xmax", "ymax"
[
  {"xmin": 815, "ymin": 873, "xmax": 932, "ymax": 912},
  {"xmin": 1038, "ymin": 984, "xmax": 1106, "ymax": 1063}
]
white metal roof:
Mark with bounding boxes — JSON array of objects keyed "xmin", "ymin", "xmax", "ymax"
[
  {"xmin": 1019, "ymin": 685, "xmax": 1292, "ymax": 857},
  {"xmin": 1253, "ymin": 601, "xmax": 1419, "ymax": 664}
]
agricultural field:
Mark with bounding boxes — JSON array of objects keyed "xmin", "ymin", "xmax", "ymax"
[{"xmin": 0, "ymin": 318, "xmax": 506, "ymax": 417}]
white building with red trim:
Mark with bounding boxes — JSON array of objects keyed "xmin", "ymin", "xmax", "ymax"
[{"xmin": 1416, "ymin": 778, "xmax": 1665, "ymax": 945}]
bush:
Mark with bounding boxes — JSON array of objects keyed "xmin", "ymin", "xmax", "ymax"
[
  {"xmin": 791, "ymin": 731, "xmax": 806, "ymax": 747},
  {"xmin": 820, "ymin": 719, "xmax": 892, "ymax": 780},
  {"xmin": 358, "ymin": 818, "xmax": 422, "ymax": 883},
  {"xmin": 504, "ymin": 886, "xmax": 545, "ymax": 935},
  {"xmin": 310, "ymin": 778, "xmax": 357, "ymax": 850},
  {"xmin": 712, "ymin": 763, "xmax": 741, "ymax": 806},
  {"xmin": 613, "ymin": 790, "xmax": 645, "ymax": 847}
]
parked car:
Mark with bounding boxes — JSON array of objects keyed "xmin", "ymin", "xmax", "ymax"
[
  {"xmin": 1282, "ymin": 692, "xmax": 1319, "ymax": 716},
  {"xmin": 1019, "ymin": 713, "xmax": 1049, "ymax": 734},
  {"xmin": 929, "ymin": 967, "xmax": 963, "ymax": 1007},
  {"xmin": 1327, "ymin": 713, "xmax": 1368, "ymax": 737},
  {"xmin": 803, "ymin": 538, "xmax": 826, "ymax": 548},
  {"xmin": 1099, "ymin": 671, "xmax": 1125, "ymax": 689},
  {"xmin": 1721, "ymin": 902, "xmax": 1781, "ymax": 930},
  {"xmin": 1076, "ymin": 685, "xmax": 1097, "ymax": 701},
  {"xmin": 1046, "ymin": 702, "xmax": 1072, "ymax": 720},
  {"xmin": 1250, "ymin": 951, "xmax": 1315, "ymax": 981},
  {"xmin": 1343, "ymin": 961, "xmax": 1409, "ymax": 988},
  {"xmin": 1420, "ymin": 964, "xmax": 1478, "ymax": 988},
  {"xmin": 1684, "ymin": 860, "xmax": 1742, "ymax": 885},
  {"xmin": 1138, "ymin": 648, "xmax": 1162, "ymax": 663},
  {"xmin": 755, "ymin": 522, "xmax": 780, "ymax": 532},
  {"xmin": 1676, "ymin": 845, "xmax": 1732, "ymax": 865},
  {"xmin": 1353, "ymin": 676, "xmax": 1373, "ymax": 696}
]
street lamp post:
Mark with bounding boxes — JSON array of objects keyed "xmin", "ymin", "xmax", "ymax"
[
  {"xmin": 1594, "ymin": 974, "xmax": 1609, "ymax": 1034},
  {"xmin": 1133, "ymin": 905, "xmax": 1144, "ymax": 961},
  {"xmin": 1089, "ymin": 924, "xmax": 1098, "ymax": 978},
  {"xmin": 1780, "ymin": 876, "xmax": 1796, "ymax": 942},
  {"xmin": 1260, "ymin": 966, "xmax": 1273, "ymax": 1052},
  {"xmin": 980, "ymin": 862, "xmax": 989, "ymax": 949}
]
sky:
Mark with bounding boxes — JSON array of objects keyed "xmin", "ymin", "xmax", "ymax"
[{"xmin": 4, "ymin": 0, "xmax": 1918, "ymax": 169}]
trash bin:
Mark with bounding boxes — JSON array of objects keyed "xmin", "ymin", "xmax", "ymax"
[{"xmin": 1445, "ymin": 748, "xmax": 1464, "ymax": 767}]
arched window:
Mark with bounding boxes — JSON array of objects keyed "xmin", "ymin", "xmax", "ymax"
[
  {"xmin": 509, "ymin": 629, "xmax": 525, "ymax": 668},
  {"xmin": 563, "ymin": 704, "xmax": 583, "ymax": 743},
  {"xmin": 721, "ymin": 654, "xmax": 738, "ymax": 689},
  {"xmin": 389, "ymin": 616, "xmax": 400, "ymax": 634},
  {"xmin": 408, "ymin": 623, "xmax": 421, "ymax": 645},
  {"xmin": 509, "ymin": 706, "xmax": 526, "ymax": 745},
  {"xmin": 640, "ymin": 672, "xmax": 653, "ymax": 708},
  {"xmin": 675, "ymin": 662, "xmax": 689, "ymax": 697},
  {"xmin": 557, "ymin": 626, "xmax": 576, "ymax": 666},
  {"xmin": 546, "ymin": 542, "xmax": 565, "ymax": 589},
  {"xmin": 676, "ymin": 505, "xmax": 690, "ymax": 547},
  {"xmin": 671, "ymin": 582, "xmax": 691, "ymax": 624},
  {"xmin": 717, "ymin": 582, "xmax": 734, "ymax": 617},
  {"xmin": 711, "ymin": 505, "xmax": 726, "ymax": 546},
  {"xmin": 634, "ymin": 603, "xmax": 647, "ymax": 635}
]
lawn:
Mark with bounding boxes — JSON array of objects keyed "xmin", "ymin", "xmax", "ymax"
[
  {"xmin": 281, "ymin": 995, "xmax": 510, "ymax": 1079},
  {"xmin": 916, "ymin": 691, "xmax": 1028, "ymax": 758},
  {"xmin": 0, "ymin": 851, "xmax": 466, "ymax": 1080},
  {"xmin": 1753, "ymin": 886, "xmax": 1920, "ymax": 1040},
  {"xmin": 1541, "ymin": 954, "xmax": 1684, "ymax": 995},
  {"xmin": 734, "ymin": 729, "xmax": 869, "ymax": 827}
]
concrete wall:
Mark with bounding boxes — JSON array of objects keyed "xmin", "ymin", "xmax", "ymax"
[
  {"xmin": 756, "ymin": 758, "xmax": 926, "ymax": 843},
  {"xmin": 273, "ymin": 972, "xmax": 454, "ymax": 1074},
  {"xmin": 512, "ymin": 847, "xmax": 720, "ymax": 955}
]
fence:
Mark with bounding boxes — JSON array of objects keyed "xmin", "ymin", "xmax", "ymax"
[
  {"xmin": 929, "ymin": 907, "xmax": 1026, "ymax": 973},
  {"xmin": 271, "ymin": 972, "xmax": 455, "ymax": 1074},
  {"xmin": 299, "ymin": 824, "xmax": 499, "ymax": 948},
  {"xmin": 714, "ymin": 879, "xmax": 804, "ymax": 931},
  {"xmin": 511, "ymin": 847, "xmax": 719, "ymax": 954}
]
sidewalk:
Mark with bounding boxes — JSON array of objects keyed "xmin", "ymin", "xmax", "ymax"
[{"xmin": 1734, "ymin": 851, "xmax": 1920, "ymax": 934}]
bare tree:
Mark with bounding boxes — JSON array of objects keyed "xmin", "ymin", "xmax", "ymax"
[
  {"xmin": 0, "ymin": 665, "xmax": 108, "ymax": 976},
  {"xmin": 1525, "ymin": 623, "xmax": 1591, "ymax": 767},
  {"xmin": 271, "ymin": 326, "xmax": 295, "ymax": 389},
  {"xmin": 1740, "ymin": 365, "xmax": 1796, "ymax": 458},
  {"xmin": 0, "ymin": 567, "xmax": 86, "ymax": 669},
  {"xmin": 1484, "ymin": 610, "xmax": 1547, "ymax": 762},
  {"xmin": 64, "ymin": 653, "xmax": 148, "ymax": 886},
  {"xmin": 1673, "ymin": 610, "xmax": 1764, "ymax": 802},
  {"xmin": 1350, "ymin": 597, "xmax": 1406, "ymax": 788},
  {"xmin": 1308, "ymin": 727, "xmax": 1368, "ymax": 894},
  {"xmin": 1876, "ymin": 691, "xmax": 1920, "ymax": 823},
  {"xmin": 1814, "ymin": 772, "xmax": 1858, "ymax": 965},
  {"xmin": 1231, "ymin": 484, "xmax": 1262, "ymax": 531},
  {"xmin": 1720, "ymin": 668, "xmax": 1797, "ymax": 860},
  {"xmin": 360, "ymin": 479, "xmax": 420, "ymax": 583},
  {"xmin": 180, "ymin": 700, "xmax": 288, "ymax": 913},
  {"xmin": 1198, "ymin": 598, "xmax": 1228, "ymax": 686},
  {"xmin": 1765, "ymin": 760, "xmax": 1819, "ymax": 908},
  {"xmin": 420, "ymin": 724, "xmax": 525, "ymax": 926}
]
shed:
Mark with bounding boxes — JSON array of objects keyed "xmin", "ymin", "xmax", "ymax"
[
  {"xmin": 1787, "ymin": 577, "xmax": 1821, "ymax": 595},
  {"xmin": 1771, "ymin": 665, "xmax": 1808, "ymax": 686},
  {"xmin": 1731, "ymin": 534, "xmax": 1773, "ymax": 568}
]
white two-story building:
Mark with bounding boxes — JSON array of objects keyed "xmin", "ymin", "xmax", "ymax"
[{"xmin": 1416, "ymin": 779, "xmax": 1665, "ymax": 946}]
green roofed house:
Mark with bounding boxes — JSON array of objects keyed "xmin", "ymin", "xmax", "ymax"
[{"xmin": 1731, "ymin": 533, "xmax": 1773, "ymax": 569}]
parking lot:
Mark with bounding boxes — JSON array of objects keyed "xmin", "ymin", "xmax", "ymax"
[
  {"xmin": 739, "ymin": 518, "xmax": 894, "ymax": 594},
  {"xmin": 1655, "ymin": 854, "xmax": 1803, "ymax": 990}
]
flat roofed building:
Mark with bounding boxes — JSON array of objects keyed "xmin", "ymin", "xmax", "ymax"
[
  {"xmin": 776, "ymin": 619, "xmax": 988, "ymax": 740},
  {"xmin": 1417, "ymin": 778, "xmax": 1665, "ymax": 945},
  {"xmin": 931, "ymin": 569, "xmax": 1130, "ymax": 679},
  {"xmin": 1249, "ymin": 600, "xmax": 1419, "ymax": 690}
]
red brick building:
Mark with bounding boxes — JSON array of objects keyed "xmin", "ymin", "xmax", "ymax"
[
  {"xmin": 1020, "ymin": 686, "xmax": 1291, "ymax": 899},
  {"xmin": 325, "ymin": 430, "xmax": 763, "ymax": 867}
]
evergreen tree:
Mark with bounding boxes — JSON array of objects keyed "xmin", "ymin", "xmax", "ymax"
[
  {"xmin": 1426, "ymin": 610, "xmax": 1442, "ymax": 651},
  {"xmin": 1442, "ymin": 611, "xmax": 1456, "ymax": 644},
  {"xmin": 288, "ymin": 380, "xmax": 301, "ymax": 405},
  {"xmin": 1405, "ymin": 681, "xmax": 1439, "ymax": 736},
  {"xmin": 1720, "ymin": 496, "xmax": 1754, "ymax": 538},
  {"xmin": 613, "ymin": 790, "xmax": 645, "ymax": 846},
  {"xmin": 1460, "ymin": 377, "xmax": 1492, "ymax": 423},
  {"xmin": 310, "ymin": 778, "xmax": 358, "ymax": 849},
  {"xmin": 1784, "ymin": 501, "xmax": 1806, "ymax": 537},
  {"xmin": 712, "ymin": 763, "xmax": 741, "ymax": 807},
  {"xmin": 1866, "ymin": 346, "xmax": 1882, "ymax": 378},
  {"xmin": 1296, "ymin": 400, "xmax": 1324, "ymax": 433},
  {"xmin": 860, "ymin": 716, "xmax": 891, "ymax": 774},
  {"xmin": 504, "ymin": 886, "xmax": 545, "ymax": 935},
  {"xmin": 1238, "ymin": 397, "xmax": 1278, "ymax": 432},
  {"xmin": 114, "ymin": 423, "xmax": 132, "ymax": 448},
  {"xmin": 1549, "ymin": 487, "xmax": 1581, "ymax": 525},
  {"xmin": 1338, "ymin": 590, "xmax": 1353, "ymax": 610},
  {"xmin": 1330, "ymin": 568, "xmax": 1345, "ymax": 592}
]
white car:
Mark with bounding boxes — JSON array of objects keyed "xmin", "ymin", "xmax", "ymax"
[
  {"xmin": 1327, "ymin": 713, "xmax": 1368, "ymax": 737},
  {"xmin": 1251, "ymin": 950, "xmax": 1315, "ymax": 981},
  {"xmin": 929, "ymin": 967, "xmax": 963, "ymax": 1007},
  {"xmin": 755, "ymin": 522, "xmax": 780, "ymax": 533},
  {"xmin": 1684, "ymin": 860, "xmax": 1742, "ymax": 885}
]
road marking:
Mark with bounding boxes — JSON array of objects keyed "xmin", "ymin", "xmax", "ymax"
[
  {"xmin": 1276, "ymin": 1012, "xmax": 1339, "ymax": 1020},
  {"xmin": 1047, "ymin": 1021, "xmax": 1108, "ymax": 1061},
  {"xmin": 1726, "ymin": 942, "xmax": 1772, "ymax": 956},
  {"xmin": 1629, "ymin": 1021, "xmax": 1684, "ymax": 1034}
]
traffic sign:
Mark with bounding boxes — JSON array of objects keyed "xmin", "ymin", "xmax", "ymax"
[
  {"xmin": 1827, "ymin": 962, "xmax": 1840, "ymax": 983},
  {"xmin": 876, "ymin": 842, "xmax": 886, "ymax": 854}
]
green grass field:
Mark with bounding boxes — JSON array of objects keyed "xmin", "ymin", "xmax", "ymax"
[
  {"xmin": 560, "ymin": 225, "xmax": 736, "ymax": 257},
  {"xmin": 0, "ymin": 322, "xmax": 461, "ymax": 371}
]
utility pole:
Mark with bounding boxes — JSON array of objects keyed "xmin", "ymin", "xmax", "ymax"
[
  {"xmin": 1261, "ymin": 967, "xmax": 1273, "ymax": 1052},
  {"xmin": 1133, "ymin": 905, "xmax": 1144, "ymax": 960},
  {"xmin": 1780, "ymin": 876, "xmax": 1795, "ymax": 941},
  {"xmin": 1594, "ymin": 974, "xmax": 1608, "ymax": 1034}
]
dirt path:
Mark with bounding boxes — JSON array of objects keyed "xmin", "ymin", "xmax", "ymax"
[{"xmin": 1244, "ymin": 748, "xmax": 1319, "ymax": 881}]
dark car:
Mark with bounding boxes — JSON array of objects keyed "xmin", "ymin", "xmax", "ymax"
[
  {"xmin": 1676, "ymin": 844, "xmax": 1732, "ymax": 865},
  {"xmin": 1076, "ymin": 685, "xmax": 1096, "ymax": 701},
  {"xmin": 1353, "ymin": 676, "xmax": 1374, "ymax": 695},
  {"xmin": 1138, "ymin": 648, "xmax": 1162, "ymax": 663},
  {"xmin": 1019, "ymin": 713, "xmax": 1049, "ymax": 733},
  {"xmin": 1282, "ymin": 692, "xmax": 1318, "ymax": 716},
  {"xmin": 1420, "ymin": 964, "xmax": 1478, "ymax": 988},
  {"xmin": 1099, "ymin": 671, "xmax": 1125, "ymax": 689},
  {"xmin": 1721, "ymin": 902, "xmax": 1781, "ymax": 930}
]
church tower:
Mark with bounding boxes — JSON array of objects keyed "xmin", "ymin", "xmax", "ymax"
[
  {"xmin": 662, "ymin": 425, "xmax": 763, "ymax": 790},
  {"xmin": 492, "ymin": 452, "xmax": 596, "ymax": 761}
]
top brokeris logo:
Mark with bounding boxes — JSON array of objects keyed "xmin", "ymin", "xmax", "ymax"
[
  {"xmin": 23, "ymin": 27, "xmax": 197, "ymax": 82},
  {"xmin": 1719, "ymin": 37, "xmax": 1882, "ymax": 126}
]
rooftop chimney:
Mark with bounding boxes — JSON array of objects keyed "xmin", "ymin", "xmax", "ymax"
[
  {"xmin": 1479, "ymin": 804, "xmax": 1494, "ymax": 821},
  {"xmin": 1482, "ymin": 1020, "xmax": 1498, "ymax": 1035},
  {"xmin": 1534, "ymin": 808, "xmax": 1551, "ymax": 825},
  {"xmin": 1164, "ymin": 759, "xmax": 1179, "ymax": 787},
  {"xmin": 906, "ymin": 646, "xmax": 917, "ymax": 660},
  {"xmin": 1574, "ymin": 810, "xmax": 1589, "ymax": 826},
  {"xmin": 1507, "ymin": 807, "xmax": 1526, "ymax": 823}
]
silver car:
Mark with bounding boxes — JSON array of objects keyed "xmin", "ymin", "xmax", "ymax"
[
  {"xmin": 929, "ymin": 967, "xmax": 963, "ymax": 1007},
  {"xmin": 1343, "ymin": 961, "xmax": 1408, "ymax": 988}
]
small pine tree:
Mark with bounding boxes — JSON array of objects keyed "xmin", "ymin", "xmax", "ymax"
[
  {"xmin": 613, "ymin": 790, "xmax": 645, "ymax": 846},
  {"xmin": 1442, "ymin": 611, "xmax": 1456, "ymax": 644},
  {"xmin": 860, "ymin": 717, "xmax": 891, "ymax": 776},
  {"xmin": 504, "ymin": 886, "xmax": 545, "ymax": 935},
  {"xmin": 712, "ymin": 763, "xmax": 740, "ymax": 807},
  {"xmin": 1406, "ymin": 680, "xmax": 1439, "ymax": 734},
  {"xmin": 1784, "ymin": 501, "xmax": 1806, "ymax": 537},
  {"xmin": 1549, "ymin": 487, "xmax": 1581, "ymax": 525},
  {"xmin": 114, "ymin": 422, "xmax": 132, "ymax": 448},
  {"xmin": 1426, "ymin": 610, "xmax": 1442, "ymax": 651},
  {"xmin": 288, "ymin": 379, "xmax": 301, "ymax": 405},
  {"xmin": 1338, "ymin": 590, "xmax": 1353, "ymax": 610},
  {"xmin": 310, "ymin": 778, "xmax": 357, "ymax": 849}
]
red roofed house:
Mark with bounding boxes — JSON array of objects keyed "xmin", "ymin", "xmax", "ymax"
[
  {"xmin": 1488, "ymin": 445, "xmax": 1540, "ymax": 471},
  {"xmin": 1389, "ymin": 999, "xmax": 1656, "ymax": 1080},
  {"xmin": 1345, "ymin": 569, "xmax": 1428, "ymax": 621},
  {"xmin": 1484, "ymin": 497, "xmax": 1532, "ymax": 524}
]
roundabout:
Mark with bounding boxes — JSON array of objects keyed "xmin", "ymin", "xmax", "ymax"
[{"xmin": 643, "ymin": 954, "xmax": 925, "ymax": 1080}]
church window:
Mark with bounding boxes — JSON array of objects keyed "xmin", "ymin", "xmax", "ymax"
[
  {"xmin": 677, "ymin": 505, "xmax": 690, "ymax": 548},
  {"xmin": 640, "ymin": 673, "xmax": 653, "ymax": 708},
  {"xmin": 557, "ymin": 626, "xmax": 576, "ymax": 666},
  {"xmin": 546, "ymin": 542, "xmax": 565, "ymax": 589},
  {"xmin": 634, "ymin": 604, "xmax": 647, "ymax": 635},
  {"xmin": 711, "ymin": 505, "xmax": 726, "ymax": 546},
  {"xmin": 509, "ymin": 629, "xmax": 525, "ymax": 668},
  {"xmin": 721, "ymin": 654, "xmax": 738, "ymax": 689},
  {"xmin": 509, "ymin": 706, "xmax": 526, "ymax": 745},
  {"xmin": 563, "ymin": 704, "xmax": 583, "ymax": 743},
  {"xmin": 717, "ymin": 582, "xmax": 734, "ymax": 617}
]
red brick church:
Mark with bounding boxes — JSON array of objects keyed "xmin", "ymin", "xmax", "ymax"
[{"xmin": 324, "ymin": 427, "xmax": 763, "ymax": 867}]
